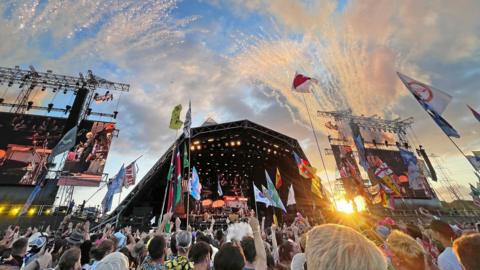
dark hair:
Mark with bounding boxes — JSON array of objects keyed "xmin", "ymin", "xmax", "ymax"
[
  {"xmin": 196, "ymin": 234, "xmax": 212, "ymax": 245},
  {"xmin": 430, "ymin": 220, "xmax": 456, "ymax": 239},
  {"xmin": 241, "ymin": 236, "xmax": 256, "ymax": 263},
  {"xmin": 215, "ymin": 230, "xmax": 224, "ymax": 242},
  {"xmin": 278, "ymin": 241, "xmax": 294, "ymax": 263},
  {"xmin": 406, "ymin": 224, "xmax": 423, "ymax": 240},
  {"xmin": 57, "ymin": 248, "xmax": 81, "ymax": 270},
  {"xmin": 80, "ymin": 240, "xmax": 92, "ymax": 265},
  {"xmin": 170, "ymin": 233, "xmax": 177, "ymax": 256},
  {"xmin": 149, "ymin": 236, "xmax": 166, "ymax": 260},
  {"xmin": 214, "ymin": 242, "xmax": 245, "ymax": 270},
  {"xmin": 188, "ymin": 241, "xmax": 211, "ymax": 264},
  {"xmin": 90, "ymin": 239, "xmax": 114, "ymax": 261},
  {"xmin": 11, "ymin": 238, "xmax": 28, "ymax": 256}
]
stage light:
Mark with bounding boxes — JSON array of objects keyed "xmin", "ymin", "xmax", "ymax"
[
  {"xmin": 113, "ymin": 111, "xmax": 118, "ymax": 119},
  {"xmin": 44, "ymin": 209, "xmax": 52, "ymax": 215},
  {"xmin": 47, "ymin": 103, "xmax": 53, "ymax": 113},
  {"xmin": 196, "ymin": 145, "xmax": 201, "ymax": 150},
  {"xmin": 230, "ymin": 141, "xmax": 235, "ymax": 146},
  {"xmin": 190, "ymin": 146, "xmax": 195, "ymax": 151},
  {"xmin": 9, "ymin": 207, "xmax": 20, "ymax": 216},
  {"xmin": 27, "ymin": 101, "xmax": 33, "ymax": 111},
  {"xmin": 0, "ymin": 205, "xmax": 5, "ymax": 214},
  {"xmin": 28, "ymin": 208, "xmax": 36, "ymax": 216},
  {"xmin": 193, "ymin": 141, "xmax": 200, "ymax": 145},
  {"xmin": 208, "ymin": 138, "xmax": 214, "ymax": 142},
  {"xmin": 236, "ymin": 141, "xmax": 241, "ymax": 146}
]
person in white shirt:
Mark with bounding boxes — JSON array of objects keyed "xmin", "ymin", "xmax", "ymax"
[{"xmin": 429, "ymin": 220, "xmax": 462, "ymax": 270}]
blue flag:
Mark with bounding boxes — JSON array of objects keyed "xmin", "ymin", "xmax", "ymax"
[
  {"xmin": 190, "ymin": 166, "xmax": 202, "ymax": 201},
  {"xmin": 19, "ymin": 185, "xmax": 42, "ymax": 216},
  {"xmin": 48, "ymin": 126, "xmax": 78, "ymax": 162},
  {"xmin": 111, "ymin": 165, "xmax": 125, "ymax": 194}
]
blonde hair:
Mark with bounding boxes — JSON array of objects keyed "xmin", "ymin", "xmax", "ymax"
[
  {"xmin": 386, "ymin": 230, "xmax": 425, "ymax": 259},
  {"xmin": 306, "ymin": 224, "xmax": 387, "ymax": 270}
]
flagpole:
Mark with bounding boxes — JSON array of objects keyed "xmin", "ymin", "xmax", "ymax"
[
  {"xmin": 300, "ymin": 93, "xmax": 337, "ymax": 206},
  {"xmin": 253, "ymin": 183, "xmax": 259, "ymax": 220},
  {"xmin": 446, "ymin": 136, "xmax": 475, "ymax": 167},
  {"xmin": 160, "ymin": 130, "xmax": 179, "ymax": 225},
  {"xmin": 186, "ymin": 134, "xmax": 192, "ymax": 228}
]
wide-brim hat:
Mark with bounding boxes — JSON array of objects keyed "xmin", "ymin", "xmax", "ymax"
[{"xmin": 66, "ymin": 230, "xmax": 85, "ymax": 245}]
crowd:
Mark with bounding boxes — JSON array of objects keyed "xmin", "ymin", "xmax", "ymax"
[{"xmin": 0, "ymin": 211, "xmax": 479, "ymax": 270}]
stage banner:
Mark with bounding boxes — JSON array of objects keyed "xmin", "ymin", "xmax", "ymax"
[
  {"xmin": 365, "ymin": 148, "xmax": 431, "ymax": 198},
  {"xmin": 330, "ymin": 145, "xmax": 364, "ymax": 199}
]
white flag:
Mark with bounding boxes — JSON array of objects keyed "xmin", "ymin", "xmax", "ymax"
[
  {"xmin": 217, "ymin": 178, "xmax": 223, "ymax": 197},
  {"xmin": 253, "ymin": 183, "xmax": 270, "ymax": 205},
  {"xmin": 287, "ymin": 185, "xmax": 296, "ymax": 206},
  {"xmin": 397, "ymin": 72, "xmax": 452, "ymax": 115}
]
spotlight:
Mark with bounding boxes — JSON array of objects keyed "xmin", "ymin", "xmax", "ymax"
[
  {"xmin": 236, "ymin": 141, "xmax": 241, "ymax": 146},
  {"xmin": 44, "ymin": 209, "xmax": 52, "ymax": 215},
  {"xmin": 196, "ymin": 145, "xmax": 201, "ymax": 150},
  {"xmin": 47, "ymin": 103, "xmax": 53, "ymax": 113},
  {"xmin": 27, "ymin": 101, "xmax": 33, "ymax": 111},
  {"xmin": 9, "ymin": 207, "xmax": 20, "ymax": 216},
  {"xmin": 190, "ymin": 146, "xmax": 195, "ymax": 151},
  {"xmin": 0, "ymin": 205, "xmax": 5, "ymax": 214},
  {"xmin": 113, "ymin": 111, "xmax": 118, "ymax": 119},
  {"xmin": 28, "ymin": 208, "xmax": 36, "ymax": 216}
]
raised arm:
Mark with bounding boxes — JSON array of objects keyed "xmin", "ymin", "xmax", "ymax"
[
  {"xmin": 249, "ymin": 217, "xmax": 267, "ymax": 270},
  {"xmin": 271, "ymin": 224, "xmax": 279, "ymax": 263}
]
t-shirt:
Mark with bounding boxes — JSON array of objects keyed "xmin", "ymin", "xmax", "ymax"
[
  {"xmin": 437, "ymin": 247, "xmax": 462, "ymax": 270},
  {"xmin": 165, "ymin": 256, "xmax": 193, "ymax": 270}
]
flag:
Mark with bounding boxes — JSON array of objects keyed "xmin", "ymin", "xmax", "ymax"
[
  {"xmin": 166, "ymin": 148, "xmax": 176, "ymax": 212},
  {"xmin": 397, "ymin": 72, "xmax": 452, "ymax": 115},
  {"xmin": 467, "ymin": 105, "xmax": 480, "ymax": 122},
  {"xmin": 262, "ymin": 185, "xmax": 273, "ymax": 207},
  {"xmin": 292, "ymin": 72, "xmax": 315, "ymax": 93},
  {"xmin": 466, "ymin": 156, "xmax": 480, "ymax": 171},
  {"xmin": 381, "ymin": 185, "xmax": 395, "ymax": 209},
  {"xmin": 190, "ymin": 167, "xmax": 201, "ymax": 200},
  {"xmin": 123, "ymin": 161, "xmax": 138, "ymax": 188},
  {"xmin": 287, "ymin": 185, "xmax": 296, "ymax": 206},
  {"xmin": 354, "ymin": 134, "xmax": 369, "ymax": 170},
  {"xmin": 183, "ymin": 143, "xmax": 189, "ymax": 169},
  {"xmin": 470, "ymin": 183, "xmax": 480, "ymax": 197},
  {"xmin": 19, "ymin": 185, "xmax": 42, "ymax": 216},
  {"xmin": 397, "ymin": 72, "xmax": 459, "ymax": 138},
  {"xmin": 417, "ymin": 148, "xmax": 437, "ymax": 181},
  {"xmin": 374, "ymin": 162, "xmax": 401, "ymax": 196},
  {"xmin": 184, "ymin": 101, "xmax": 192, "ymax": 137},
  {"xmin": 311, "ymin": 175, "xmax": 323, "ymax": 198},
  {"xmin": 265, "ymin": 170, "xmax": 286, "ymax": 212},
  {"xmin": 174, "ymin": 148, "xmax": 182, "ymax": 205},
  {"xmin": 253, "ymin": 183, "xmax": 270, "ymax": 205},
  {"xmin": 217, "ymin": 176, "xmax": 223, "ymax": 197},
  {"xmin": 111, "ymin": 164, "xmax": 126, "ymax": 194},
  {"xmin": 275, "ymin": 168, "xmax": 283, "ymax": 189},
  {"xmin": 49, "ymin": 126, "xmax": 78, "ymax": 161},
  {"xmin": 273, "ymin": 213, "xmax": 278, "ymax": 225},
  {"xmin": 293, "ymin": 152, "xmax": 315, "ymax": 179},
  {"xmin": 169, "ymin": 104, "xmax": 183, "ymax": 130}
]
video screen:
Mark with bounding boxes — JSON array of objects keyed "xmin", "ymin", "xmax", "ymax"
[
  {"xmin": 330, "ymin": 145, "xmax": 363, "ymax": 199},
  {"xmin": 0, "ymin": 112, "xmax": 114, "ymax": 186},
  {"xmin": 364, "ymin": 148, "xmax": 430, "ymax": 198}
]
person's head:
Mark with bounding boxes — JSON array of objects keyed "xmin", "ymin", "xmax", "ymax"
[
  {"xmin": 214, "ymin": 242, "xmax": 245, "ymax": 270},
  {"xmin": 66, "ymin": 230, "xmax": 85, "ymax": 248},
  {"xmin": 188, "ymin": 241, "xmax": 211, "ymax": 270},
  {"xmin": 306, "ymin": 224, "xmax": 387, "ymax": 270},
  {"xmin": 170, "ymin": 233, "xmax": 177, "ymax": 256},
  {"xmin": 57, "ymin": 248, "xmax": 82, "ymax": 270},
  {"xmin": 453, "ymin": 233, "xmax": 480, "ymax": 270},
  {"xmin": 90, "ymin": 239, "xmax": 115, "ymax": 261},
  {"xmin": 429, "ymin": 220, "xmax": 456, "ymax": 246},
  {"xmin": 148, "ymin": 235, "xmax": 166, "ymax": 262},
  {"xmin": 240, "ymin": 236, "xmax": 256, "ymax": 264},
  {"xmin": 386, "ymin": 230, "xmax": 426, "ymax": 270},
  {"xmin": 278, "ymin": 241, "xmax": 296, "ymax": 263},
  {"xmin": 405, "ymin": 224, "xmax": 423, "ymax": 240},
  {"xmin": 96, "ymin": 252, "xmax": 129, "ymax": 270},
  {"xmin": 11, "ymin": 237, "xmax": 28, "ymax": 257},
  {"xmin": 176, "ymin": 231, "xmax": 192, "ymax": 255},
  {"xmin": 215, "ymin": 230, "xmax": 224, "ymax": 243}
]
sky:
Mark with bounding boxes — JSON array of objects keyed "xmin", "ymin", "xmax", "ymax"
[{"xmin": 0, "ymin": 0, "xmax": 479, "ymax": 208}]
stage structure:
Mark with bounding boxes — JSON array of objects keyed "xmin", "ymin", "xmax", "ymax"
[
  {"xmin": 318, "ymin": 109, "xmax": 442, "ymax": 209},
  {"xmin": 0, "ymin": 65, "xmax": 129, "ymax": 209},
  {"xmin": 108, "ymin": 119, "xmax": 329, "ymax": 229}
]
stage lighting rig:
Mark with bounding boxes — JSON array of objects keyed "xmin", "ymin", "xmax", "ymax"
[{"xmin": 0, "ymin": 65, "xmax": 130, "ymax": 118}]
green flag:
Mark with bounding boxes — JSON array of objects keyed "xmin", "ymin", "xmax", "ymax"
[
  {"xmin": 169, "ymin": 104, "xmax": 183, "ymax": 130},
  {"xmin": 265, "ymin": 170, "xmax": 286, "ymax": 212},
  {"xmin": 183, "ymin": 143, "xmax": 189, "ymax": 169}
]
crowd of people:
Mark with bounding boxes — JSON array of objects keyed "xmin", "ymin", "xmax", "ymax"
[{"xmin": 0, "ymin": 211, "xmax": 479, "ymax": 270}]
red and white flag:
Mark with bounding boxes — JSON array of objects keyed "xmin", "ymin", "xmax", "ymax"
[
  {"xmin": 292, "ymin": 72, "xmax": 315, "ymax": 93},
  {"xmin": 397, "ymin": 72, "xmax": 452, "ymax": 115},
  {"xmin": 123, "ymin": 161, "xmax": 138, "ymax": 188}
]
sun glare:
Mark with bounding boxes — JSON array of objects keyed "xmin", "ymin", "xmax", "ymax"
[{"xmin": 335, "ymin": 196, "xmax": 366, "ymax": 214}]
